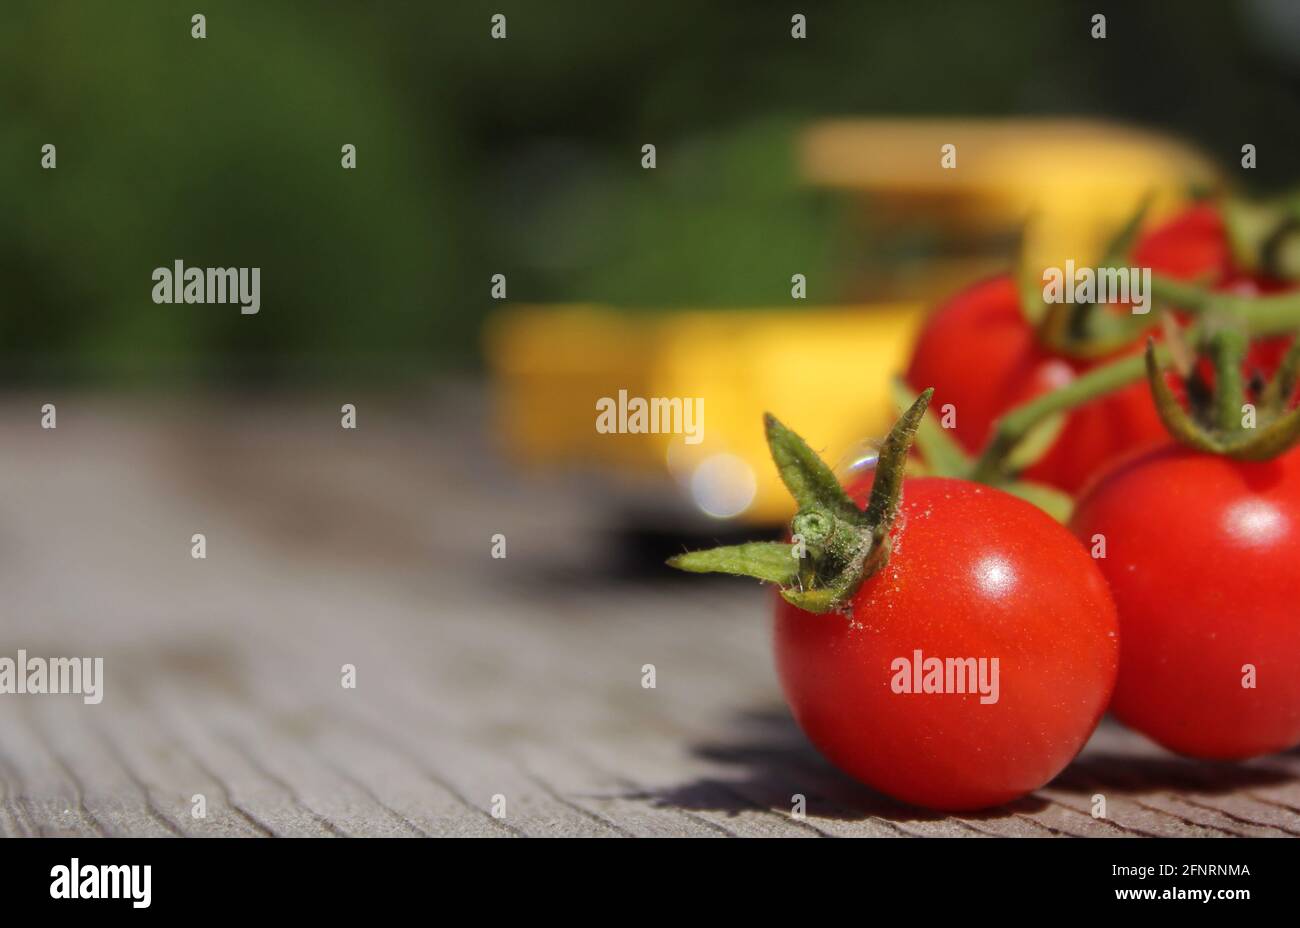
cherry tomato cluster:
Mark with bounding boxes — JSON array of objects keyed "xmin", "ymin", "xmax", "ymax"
[{"xmin": 673, "ymin": 202, "xmax": 1300, "ymax": 811}]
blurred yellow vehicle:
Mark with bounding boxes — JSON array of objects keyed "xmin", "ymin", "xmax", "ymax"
[
  {"xmin": 801, "ymin": 118, "xmax": 1220, "ymax": 301},
  {"xmin": 486, "ymin": 302, "xmax": 921, "ymax": 526},
  {"xmin": 486, "ymin": 119, "xmax": 1220, "ymax": 526}
]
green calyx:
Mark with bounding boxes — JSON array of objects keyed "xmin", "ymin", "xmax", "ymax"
[
  {"xmin": 1016, "ymin": 196, "xmax": 1300, "ymax": 362},
  {"xmin": 666, "ymin": 389, "xmax": 934, "ymax": 615},
  {"xmin": 1145, "ymin": 325, "xmax": 1300, "ymax": 460},
  {"xmin": 969, "ymin": 281, "xmax": 1300, "ymax": 489}
]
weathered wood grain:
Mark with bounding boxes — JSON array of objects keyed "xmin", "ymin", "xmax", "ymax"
[{"xmin": 0, "ymin": 390, "xmax": 1296, "ymax": 837}]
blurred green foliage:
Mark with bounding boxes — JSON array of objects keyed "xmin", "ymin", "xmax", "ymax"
[{"xmin": 0, "ymin": 0, "xmax": 1297, "ymax": 383}]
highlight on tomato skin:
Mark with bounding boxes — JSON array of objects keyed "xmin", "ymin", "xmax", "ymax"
[
  {"xmin": 1071, "ymin": 444, "xmax": 1300, "ymax": 761},
  {"xmin": 774, "ymin": 475, "xmax": 1120, "ymax": 812}
]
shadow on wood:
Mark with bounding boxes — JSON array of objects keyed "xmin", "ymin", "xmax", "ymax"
[{"xmin": 633, "ymin": 707, "xmax": 1053, "ymax": 824}]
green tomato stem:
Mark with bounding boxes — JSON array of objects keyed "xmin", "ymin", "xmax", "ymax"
[
  {"xmin": 972, "ymin": 280, "xmax": 1300, "ymax": 482},
  {"xmin": 970, "ymin": 349, "xmax": 1157, "ymax": 484},
  {"xmin": 1149, "ymin": 273, "xmax": 1213, "ymax": 310},
  {"xmin": 1208, "ymin": 327, "xmax": 1248, "ymax": 434}
]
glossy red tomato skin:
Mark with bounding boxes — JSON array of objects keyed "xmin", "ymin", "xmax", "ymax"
[
  {"xmin": 1072, "ymin": 446, "xmax": 1300, "ymax": 759},
  {"xmin": 1130, "ymin": 202, "xmax": 1233, "ymax": 281},
  {"xmin": 774, "ymin": 477, "xmax": 1119, "ymax": 811},
  {"xmin": 905, "ymin": 275, "xmax": 1164, "ymax": 493}
]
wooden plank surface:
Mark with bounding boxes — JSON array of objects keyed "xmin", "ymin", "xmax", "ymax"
[{"xmin": 0, "ymin": 387, "xmax": 1297, "ymax": 837}]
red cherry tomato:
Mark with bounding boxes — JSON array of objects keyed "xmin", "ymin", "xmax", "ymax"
[
  {"xmin": 905, "ymin": 275, "xmax": 1165, "ymax": 493},
  {"xmin": 774, "ymin": 475, "xmax": 1119, "ymax": 810},
  {"xmin": 1071, "ymin": 445, "xmax": 1300, "ymax": 759},
  {"xmin": 1130, "ymin": 202, "xmax": 1233, "ymax": 281},
  {"xmin": 908, "ymin": 206, "xmax": 1299, "ymax": 493}
]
